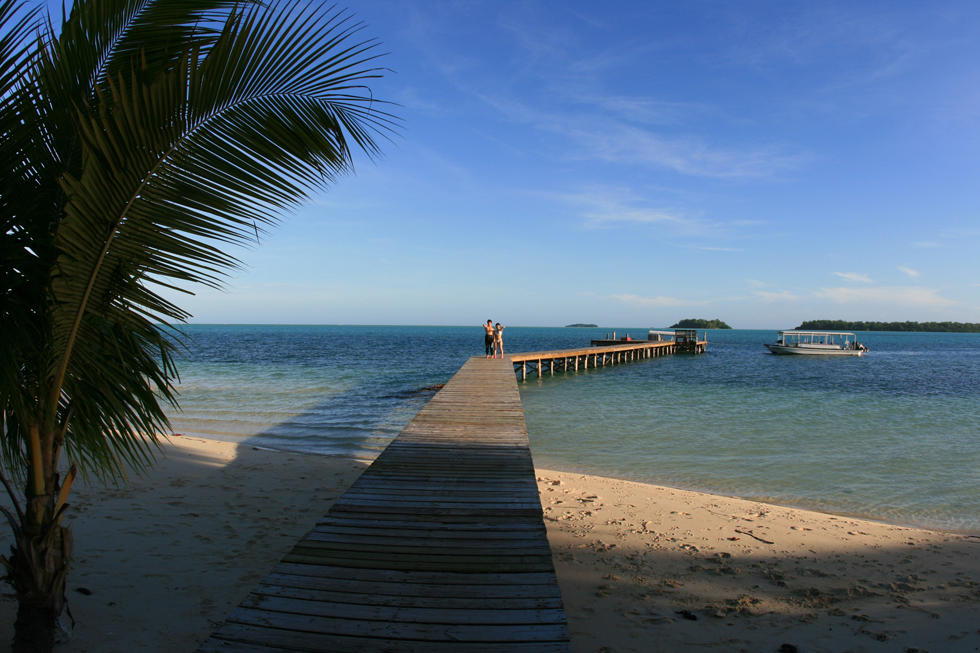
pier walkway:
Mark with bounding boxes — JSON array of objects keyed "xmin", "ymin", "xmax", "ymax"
[
  {"xmin": 198, "ymin": 357, "xmax": 571, "ymax": 653},
  {"xmin": 510, "ymin": 339, "xmax": 707, "ymax": 380}
]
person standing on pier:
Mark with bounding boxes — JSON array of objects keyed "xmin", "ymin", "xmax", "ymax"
[
  {"xmin": 494, "ymin": 322, "xmax": 506, "ymax": 358},
  {"xmin": 484, "ymin": 320, "xmax": 495, "ymax": 358}
]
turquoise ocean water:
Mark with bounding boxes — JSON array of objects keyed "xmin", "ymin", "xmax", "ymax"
[{"xmin": 167, "ymin": 325, "xmax": 980, "ymax": 533}]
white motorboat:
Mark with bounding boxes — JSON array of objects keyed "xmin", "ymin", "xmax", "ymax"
[{"xmin": 764, "ymin": 331, "xmax": 868, "ymax": 356}]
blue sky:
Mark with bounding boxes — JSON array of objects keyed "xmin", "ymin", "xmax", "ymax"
[{"xmin": 168, "ymin": 1, "xmax": 980, "ymax": 328}]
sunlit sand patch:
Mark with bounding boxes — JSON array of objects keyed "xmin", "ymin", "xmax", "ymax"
[{"xmin": 536, "ymin": 469, "xmax": 980, "ymax": 653}]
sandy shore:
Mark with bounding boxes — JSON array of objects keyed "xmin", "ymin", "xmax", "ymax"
[
  {"xmin": 537, "ymin": 470, "xmax": 980, "ymax": 652},
  {"xmin": 2, "ymin": 437, "xmax": 978, "ymax": 652}
]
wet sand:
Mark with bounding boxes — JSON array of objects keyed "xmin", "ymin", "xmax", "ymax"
[{"xmin": 1, "ymin": 437, "xmax": 977, "ymax": 652}]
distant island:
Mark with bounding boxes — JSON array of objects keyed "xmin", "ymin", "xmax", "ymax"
[
  {"xmin": 670, "ymin": 318, "xmax": 732, "ymax": 329},
  {"xmin": 565, "ymin": 323, "xmax": 598, "ymax": 328},
  {"xmin": 797, "ymin": 320, "xmax": 980, "ymax": 333}
]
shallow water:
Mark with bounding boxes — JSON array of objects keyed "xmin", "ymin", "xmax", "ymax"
[{"xmin": 167, "ymin": 325, "xmax": 980, "ymax": 532}]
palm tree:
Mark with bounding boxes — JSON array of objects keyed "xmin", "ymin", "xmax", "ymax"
[{"xmin": 0, "ymin": 0, "xmax": 394, "ymax": 649}]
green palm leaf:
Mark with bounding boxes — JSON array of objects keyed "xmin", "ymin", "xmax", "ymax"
[{"xmin": 19, "ymin": 0, "xmax": 395, "ymax": 481}]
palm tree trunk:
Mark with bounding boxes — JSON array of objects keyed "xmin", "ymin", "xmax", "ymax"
[
  {"xmin": 1, "ymin": 424, "xmax": 73, "ymax": 653},
  {"xmin": 12, "ymin": 603, "xmax": 59, "ymax": 653},
  {"xmin": 5, "ymin": 522, "xmax": 72, "ymax": 653}
]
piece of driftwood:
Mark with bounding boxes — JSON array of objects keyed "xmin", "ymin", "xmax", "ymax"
[{"xmin": 734, "ymin": 527, "xmax": 775, "ymax": 544}]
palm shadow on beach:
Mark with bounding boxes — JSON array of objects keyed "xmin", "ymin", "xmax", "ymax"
[{"xmin": 0, "ymin": 433, "xmax": 373, "ymax": 653}]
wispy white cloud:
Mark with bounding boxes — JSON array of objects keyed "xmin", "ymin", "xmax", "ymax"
[
  {"xmin": 815, "ymin": 286, "xmax": 955, "ymax": 308},
  {"xmin": 545, "ymin": 188, "xmax": 695, "ymax": 231},
  {"xmin": 475, "ymin": 93, "xmax": 807, "ymax": 179},
  {"xmin": 588, "ymin": 208, "xmax": 686, "ymax": 226},
  {"xmin": 746, "ymin": 279, "xmax": 774, "ymax": 288},
  {"xmin": 565, "ymin": 123, "xmax": 805, "ymax": 178},
  {"xmin": 834, "ymin": 272, "xmax": 873, "ymax": 283},
  {"xmin": 545, "ymin": 187, "xmax": 761, "ymax": 241},
  {"xmin": 897, "ymin": 266, "xmax": 920, "ymax": 278},
  {"xmin": 612, "ymin": 294, "xmax": 707, "ymax": 308},
  {"xmin": 677, "ymin": 245, "xmax": 743, "ymax": 252},
  {"xmin": 566, "ymin": 93, "xmax": 711, "ymax": 126},
  {"xmin": 755, "ymin": 290, "xmax": 800, "ymax": 302}
]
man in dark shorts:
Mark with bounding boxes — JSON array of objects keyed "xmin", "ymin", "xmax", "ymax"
[{"xmin": 484, "ymin": 320, "xmax": 495, "ymax": 358}]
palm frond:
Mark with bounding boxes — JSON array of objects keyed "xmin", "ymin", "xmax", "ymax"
[
  {"xmin": 0, "ymin": 0, "xmax": 48, "ymax": 432},
  {"xmin": 1, "ymin": 0, "xmax": 396, "ymax": 483}
]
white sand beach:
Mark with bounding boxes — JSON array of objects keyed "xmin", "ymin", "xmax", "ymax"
[
  {"xmin": 1, "ymin": 437, "xmax": 978, "ymax": 652},
  {"xmin": 536, "ymin": 470, "xmax": 980, "ymax": 653}
]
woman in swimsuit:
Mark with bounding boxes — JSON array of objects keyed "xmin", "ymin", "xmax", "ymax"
[
  {"xmin": 494, "ymin": 323, "xmax": 505, "ymax": 358},
  {"xmin": 484, "ymin": 320, "xmax": 495, "ymax": 358}
]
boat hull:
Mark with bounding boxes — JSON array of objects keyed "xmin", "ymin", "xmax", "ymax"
[{"xmin": 765, "ymin": 344, "xmax": 864, "ymax": 356}]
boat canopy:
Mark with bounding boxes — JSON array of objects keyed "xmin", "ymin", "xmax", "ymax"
[{"xmin": 776, "ymin": 331, "xmax": 857, "ymax": 346}]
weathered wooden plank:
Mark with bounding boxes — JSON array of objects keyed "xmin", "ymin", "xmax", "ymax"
[
  {"xmin": 250, "ymin": 583, "xmax": 565, "ymax": 609},
  {"xmin": 342, "ymin": 480, "xmax": 540, "ymax": 491},
  {"xmin": 304, "ymin": 532, "xmax": 545, "ymax": 548},
  {"xmin": 280, "ymin": 554, "xmax": 555, "ymax": 573},
  {"xmin": 208, "ymin": 624, "xmax": 572, "ymax": 653},
  {"xmin": 269, "ymin": 563, "xmax": 565, "ymax": 586},
  {"xmin": 238, "ymin": 595, "xmax": 569, "ymax": 626},
  {"xmin": 328, "ymin": 491, "xmax": 538, "ymax": 505},
  {"xmin": 287, "ymin": 542, "xmax": 554, "ymax": 562},
  {"xmin": 343, "ymin": 481, "xmax": 539, "ymax": 493},
  {"xmin": 318, "ymin": 514, "xmax": 542, "ymax": 527},
  {"xmin": 327, "ymin": 506, "xmax": 544, "ymax": 518},
  {"xmin": 331, "ymin": 497, "xmax": 544, "ymax": 510},
  {"xmin": 227, "ymin": 608, "xmax": 570, "ymax": 642},
  {"xmin": 302, "ymin": 532, "xmax": 551, "ymax": 551},
  {"xmin": 197, "ymin": 639, "xmax": 298, "ymax": 653},
  {"xmin": 312, "ymin": 516, "xmax": 546, "ymax": 532},
  {"xmin": 264, "ymin": 569, "xmax": 563, "ymax": 595}
]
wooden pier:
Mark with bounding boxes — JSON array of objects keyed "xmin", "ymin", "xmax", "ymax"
[
  {"xmin": 510, "ymin": 339, "xmax": 707, "ymax": 381},
  {"xmin": 198, "ymin": 357, "xmax": 570, "ymax": 653}
]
